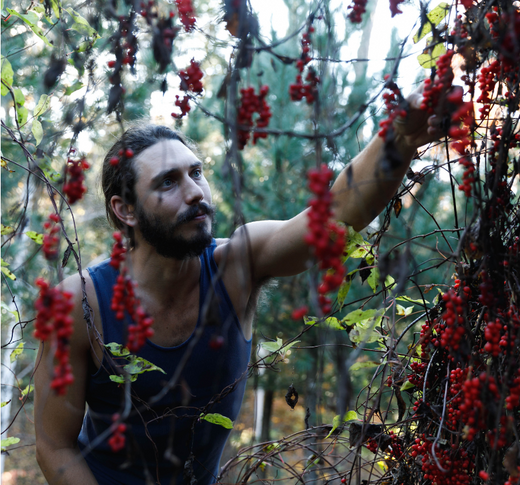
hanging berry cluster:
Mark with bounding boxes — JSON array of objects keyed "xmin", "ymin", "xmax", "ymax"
[
  {"xmin": 34, "ymin": 277, "xmax": 75, "ymax": 395},
  {"xmin": 175, "ymin": 0, "xmax": 196, "ymax": 32},
  {"xmin": 389, "ymin": 0, "xmax": 405, "ymax": 17},
  {"xmin": 42, "ymin": 213, "xmax": 61, "ymax": 260},
  {"xmin": 106, "ymin": 12, "xmax": 138, "ymax": 114},
  {"xmin": 109, "ymin": 234, "xmax": 154, "ymax": 352},
  {"xmin": 378, "ymin": 76, "xmax": 406, "ymax": 140},
  {"xmin": 172, "ymin": 59, "xmax": 204, "ymax": 119},
  {"xmin": 347, "ymin": 0, "xmax": 368, "ymax": 23},
  {"xmin": 63, "ymin": 156, "xmax": 90, "ymax": 205},
  {"xmin": 303, "ymin": 164, "xmax": 346, "ymax": 315},
  {"xmin": 108, "ymin": 413, "xmax": 126, "ymax": 452},
  {"xmin": 236, "ymin": 85, "xmax": 272, "ymax": 150},
  {"xmin": 289, "ymin": 24, "xmax": 319, "ymax": 104}
]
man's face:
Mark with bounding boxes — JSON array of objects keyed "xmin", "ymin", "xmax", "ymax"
[{"xmin": 131, "ymin": 139, "xmax": 215, "ymax": 260}]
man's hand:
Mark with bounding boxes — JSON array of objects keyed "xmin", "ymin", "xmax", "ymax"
[{"xmin": 393, "ymin": 82, "xmax": 449, "ymax": 151}]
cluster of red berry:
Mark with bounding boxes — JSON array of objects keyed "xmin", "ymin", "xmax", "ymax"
[
  {"xmin": 303, "ymin": 164, "xmax": 346, "ymax": 315},
  {"xmin": 476, "ymin": 60, "xmax": 499, "ymax": 120},
  {"xmin": 420, "ymin": 50, "xmax": 455, "ymax": 115},
  {"xmin": 289, "ymin": 25, "xmax": 319, "ymax": 104},
  {"xmin": 107, "ymin": 14, "xmax": 138, "ymax": 82},
  {"xmin": 175, "ymin": 0, "xmax": 196, "ymax": 31},
  {"xmin": 110, "ymin": 271, "xmax": 154, "ymax": 352},
  {"xmin": 347, "ymin": 0, "xmax": 368, "ymax": 23},
  {"xmin": 236, "ymin": 85, "xmax": 272, "ymax": 149},
  {"xmin": 34, "ymin": 277, "xmax": 75, "ymax": 395},
  {"xmin": 109, "ymin": 147, "xmax": 134, "ymax": 167},
  {"xmin": 109, "ymin": 232, "xmax": 126, "ymax": 269},
  {"xmin": 172, "ymin": 59, "xmax": 204, "ymax": 119},
  {"xmin": 378, "ymin": 76, "xmax": 406, "ymax": 140},
  {"xmin": 42, "ymin": 213, "xmax": 61, "ymax": 260},
  {"xmin": 412, "ymin": 436, "xmax": 473, "ymax": 485},
  {"xmin": 108, "ymin": 413, "xmax": 126, "ymax": 452},
  {"xmin": 63, "ymin": 157, "xmax": 90, "ymax": 205}
]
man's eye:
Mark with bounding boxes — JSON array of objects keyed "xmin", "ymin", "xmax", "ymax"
[
  {"xmin": 193, "ymin": 169, "xmax": 202, "ymax": 178},
  {"xmin": 162, "ymin": 179, "xmax": 174, "ymax": 187}
]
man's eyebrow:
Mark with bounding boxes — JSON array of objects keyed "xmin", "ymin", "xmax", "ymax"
[{"xmin": 150, "ymin": 162, "xmax": 203, "ymax": 187}]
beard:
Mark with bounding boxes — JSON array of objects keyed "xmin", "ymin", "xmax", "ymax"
[{"xmin": 135, "ymin": 201, "xmax": 216, "ymax": 260}]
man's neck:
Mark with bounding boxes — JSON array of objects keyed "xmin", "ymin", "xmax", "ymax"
[{"xmin": 128, "ymin": 243, "xmax": 201, "ymax": 302}]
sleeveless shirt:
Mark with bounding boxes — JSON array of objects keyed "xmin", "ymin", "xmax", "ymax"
[{"xmin": 77, "ymin": 240, "xmax": 252, "ymax": 484}]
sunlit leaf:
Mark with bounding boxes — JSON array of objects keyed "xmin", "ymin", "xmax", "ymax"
[
  {"xmin": 21, "ymin": 384, "xmax": 34, "ymax": 397},
  {"xmin": 1, "ymin": 259, "xmax": 16, "ymax": 280},
  {"xmin": 1, "ymin": 224, "xmax": 14, "ymax": 235},
  {"xmin": 26, "ymin": 231, "xmax": 43, "ymax": 245},
  {"xmin": 401, "ymin": 380, "xmax": 415, "ymax": 391},
  {"xmin": 32, "ymin": 119, "xmax": 43, "ymax": 146},
  {"xmin": 64, "ymin": 81, "xmax": 83, "ymax": 96},
  {"xmin": 13, "ymin": 88, "xmax": 24, "ymax": 106},
  {"xmin": 1, "ymin": 158, "xmax": 14, "ymax": 172},
  {"xmin": 50, "ymin": 0, "xmax": 60, "ymax": 18},
  {"xmin": 260, "ymin": 337, "xmax": 300, "ymax": 354},
  {"xmin": 1, "ymin": 56, "xmax": 13, "ymax": 96},
  {"xmin": 200, "ymin": 413, "xmax": 233, "ymax": 429},
  {"xmin": 396, "ymin": 304, "xmax": 414, "ymax": 316},
  {"xmin": 64, "ymin": 8, "xmax": 99, "ymax": 39},
  {"xmin": 1, "ymin": 301, "xmax": 19, "ymax": 320},
  {"xmin": 341, "ymin": 309, "xmax": 379, "ymax": 326},
  {"xmin": 396, "ymin": 295, "xmax": 429, "ymax": 305},
  {"xmin": 367, "ymin": 267, "xmax": 380, "ymax": 293},
  {"xmin": 413, "ymin": 3, "xmax": 450, "ymax": 43},
  {"xmin": 6, "ymin": 9, "xmax": 53, "ymax": 47},
  {"xmin": 17, "ymin": 105, "xmax": 28, "ymax": 126},
  {"xmin": 418, "ymin": 43, "xmax": 447, "ymax": 69},
  {"xmin": 1, "ymin": 401, "xmax": 10, "ymax": 408},
  {"xmin": 1, "ymin": 437, "xmax": 20, "ymax": 452},
  {"xmin": 325, "ymin": 411, "xmax": 358, "ymax": 439},
  {"xmin": 34, "ymin": 94, "xmax": 51, "ymax": 118},
  {"xmin": 10, "ymin": 342, "xmax": 24, "ymax": 363}
]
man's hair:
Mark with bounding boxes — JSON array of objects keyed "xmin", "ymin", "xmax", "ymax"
[{"xmin": 102, "ymin": 124, "xmax": 190, "ymax": 236}]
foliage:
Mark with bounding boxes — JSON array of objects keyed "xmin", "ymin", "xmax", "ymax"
[{"xmin": 1, "ymin": 0, "xmax": 519, "ymax": 483}]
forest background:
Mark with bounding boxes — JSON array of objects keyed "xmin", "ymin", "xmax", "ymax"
[{"xmin": 1, "ymin": 0, "xmax": 519, "ymax": 483}]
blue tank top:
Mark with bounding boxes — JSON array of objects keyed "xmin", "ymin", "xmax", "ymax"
[{"xmin": 78, "ymin": 240, "xmax": 252, "ymax": 484}]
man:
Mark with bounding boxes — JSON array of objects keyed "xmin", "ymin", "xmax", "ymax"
[{"xmin": 34, "ymin": 91, "xmax": 439, "ymax": 484}]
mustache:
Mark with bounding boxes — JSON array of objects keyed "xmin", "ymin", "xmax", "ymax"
[{"xmin": 175, "ymin": 202, "xmax": 216, "ymax": 225}]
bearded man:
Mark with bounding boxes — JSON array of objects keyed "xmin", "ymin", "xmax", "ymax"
[{"xmin": 34, "ymin": 91, "xmax": 440, "ymax": 484}]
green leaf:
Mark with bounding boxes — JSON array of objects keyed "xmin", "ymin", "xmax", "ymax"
[
  {"xmin": 260, "ymin": 338, "xmax": 299, "ymax": 354},
  {"xmin": 323, "ymin": 317, "xmax": 345, "ymax": 331},
  {"xmin": 337, "ymin": 277, "xmax": 352, "ymax": 309},
  {"xmin": 105, "ymin": 342, "xmax": 130, "ymax": 357},
  {"xmin": 344, "ymin": 410, "xmax": 358, "ymax": 422},
  {"xmin": 345, "ymin": 310, "xmax": 384, "ymax": 345},
  {"xmin": 34, "ymin": 94, "xmax": 51, "ymax": 118},
  {"xmin": 17, "ymin": 105, "xmax": 28, "ymax": 126},
  {"xmin": 64, "ymin": 8, "xmax": 99, "ymax": 38},
  {"xmin": 367, "ymin": 267, "xmax": 380, "ymax": 293},
  {"xmin": 341, "ymin": 309, "xmax": 378, "ymax": 326},
  {"xmin": 109, "ymin": 375, "xmax": 126, "ymax": 383},
  {"xmin": 396, "ymin": 295, "xmax": 429, "ymax": 305},
  {"xmin": 32, "ymin": 119, "xmax": 43, "ymax": 146},
  {"xmin": 200, "ymin": 413, "xmax": 233, "ymax": 429},
  {"xmin": 1, "ymin": 401, "xmax": 10, "ymax": 408},
  {"xmin": 1, "ymin": 224, "xmax": 14, "ymax": 235},
  {"xmin": 350, "ymin": 360, "xmax": 380, "ymax": 371},
  {"xmin": 418, "ymin": 43, "xmax": 447, "ymax": 69},
  {"xmin": 21, "ymin": 384, "xmax": 34, "ymax": 397},
  {"xmin": 325, "ymin": 411, "xmax": 358, "ymax": 439},
  {"xmin": 344, "ymin": 230, "xmax": 371, "ymax": 261},
  {"xmin": 64, "ymin": 81, "xmax": 83, "ymax": 96},
  {"xmin": 401, "ymin": 380, "xmax": 415, "ymax": 392},
  {"xmin": 413, "ymin": 3, "xmax": 450, "ymax": 43},
  {"xmin": 384, "ymin": 275, "xmax": 396, "ymax": 289},
  {"xmin": 50, "ymin": 0, "xmax": 60, "ymax": 18},
  {"xmin": 1, "ymin": 437, "xmax": 20, "ymax": 452},
  {"xmin": 1, "ymin": 56, "xmax": 13, "ymax": 96},
  {"xmin": 1, "ymin": 259, "xmax": 16, "ymax": 280},
  {"xmin": 10, "ymin": 342, "xmax": 24, "ymax": 363},
  {"xmin": 124, "ymin": 357, "xmax": 166, "ymax": 375},
  {"xmin": 396, "ymin": 304, "xmax": 414, "ymax": 316},
  {"xmin": 13, "ymin": 88, "xmax": 25, "ymax": 106},
  {"xmin": 6, "ymin": 8, "xmax": 53, "ymax": 47},
  {"xmin": 304, "ymin": 316, "xmax": 317, "ymax": 326},
  {"xmin": 26, "ymin": 231, "xmax": 43, "ymax": 245}
]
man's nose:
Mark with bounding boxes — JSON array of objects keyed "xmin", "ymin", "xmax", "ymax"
[{"xmin": 183, "ymin": 177, "xmax": 204, "ymax": 204}]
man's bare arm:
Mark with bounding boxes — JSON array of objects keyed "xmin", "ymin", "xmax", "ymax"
[
  {"xmin": 34, "ymin": 273, "xmax": 99, "ymax": 485},
  {"xmin": 218, "ymin": 87, "xmax": 438, "ymax": 283}
]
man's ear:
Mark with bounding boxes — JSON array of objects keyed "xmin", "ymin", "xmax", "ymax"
[{"xmin": 111, "ymin": 195, "xmax": 137, "ymax": 227}]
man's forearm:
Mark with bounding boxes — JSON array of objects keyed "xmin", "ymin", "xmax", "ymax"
[
  {"xmin": 331, "ymin": 133, "xmax": 416, "ymax": 231},
  {"xmin": 37, "ymin": 446, "xmax": 99, "ymax": 485}
]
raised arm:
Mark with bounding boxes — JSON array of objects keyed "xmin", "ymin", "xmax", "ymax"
[
  {"xmin": 217, "ymin": 86, "xmax": 438, "ymax": 283},
  {"xmin": 34, "ymin": 273, "xmax": 99, "ymax": 485}
]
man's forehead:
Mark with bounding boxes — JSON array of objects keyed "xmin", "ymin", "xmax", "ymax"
[{"xmin": 134, "ymin": 139, "xmax": 200, "ymax": 178}]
